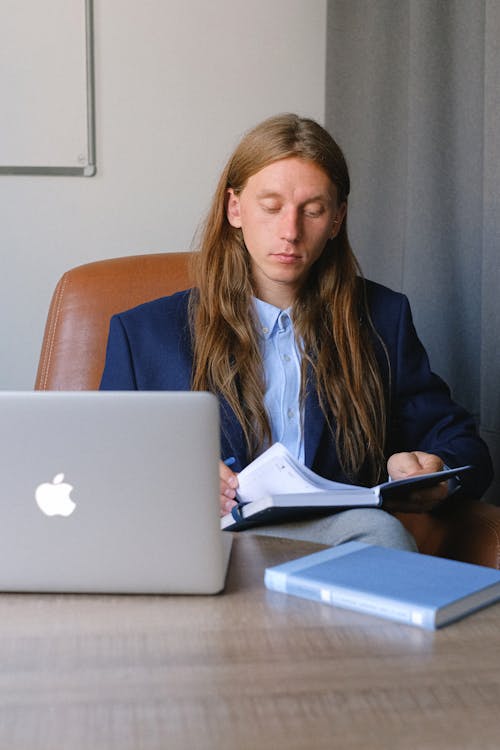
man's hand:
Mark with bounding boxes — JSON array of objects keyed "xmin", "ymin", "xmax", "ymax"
[
  {"xmin": 385, "ymin": 451, "xmax": 447, "ymax": 513},
  {"xmin": 219, "ymin": 460, "xmax": 239, "ymax": 517}
]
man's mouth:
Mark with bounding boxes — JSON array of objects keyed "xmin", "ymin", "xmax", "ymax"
[{"xmin": 272, "ymin": 252, "xmax": 301, "ymax": 264}]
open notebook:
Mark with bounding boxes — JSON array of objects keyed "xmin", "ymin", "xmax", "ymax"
[{"xmin": 221, "ymin": 442, "xmax": 471, "ymax": 531}]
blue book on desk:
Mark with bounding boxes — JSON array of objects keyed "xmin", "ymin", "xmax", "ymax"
[{"xmin": 264, "ymin": 542, "xmax": 500, "ymax": 629}]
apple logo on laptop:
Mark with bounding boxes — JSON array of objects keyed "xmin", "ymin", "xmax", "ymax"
[{"xmin": 35, "ymin": 473, "xmax": 76, "ymax": 517}]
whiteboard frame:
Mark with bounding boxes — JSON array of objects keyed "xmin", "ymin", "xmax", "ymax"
[{"xmin": 0, "ymin": 0, "xmax": 96, "ymax": 177}]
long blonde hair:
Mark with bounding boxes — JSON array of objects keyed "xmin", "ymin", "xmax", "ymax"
[{"xmin": 189, "ymin": 114, "xmax": 387, "ymax": 484}]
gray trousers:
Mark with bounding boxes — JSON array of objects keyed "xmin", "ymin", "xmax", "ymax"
[{"xmin": 247, "ymin": 508, "xmax": 418, "ymax": 552}]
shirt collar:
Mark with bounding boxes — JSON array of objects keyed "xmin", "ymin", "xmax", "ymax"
[{"xmin": 253, "ymin": 297, "xmax": 292, "ymax": 339}]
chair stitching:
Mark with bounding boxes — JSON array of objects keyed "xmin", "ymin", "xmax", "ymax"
[{"xmin": 40, "ymin": 274, "xmax": 69, "ymax": 389}]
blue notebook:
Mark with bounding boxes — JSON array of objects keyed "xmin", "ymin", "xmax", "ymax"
[{"xmin": 264, "ymin": 542, "xmax": 500, "ymax": 629}]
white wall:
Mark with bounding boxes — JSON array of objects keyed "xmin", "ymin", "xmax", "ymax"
[{"xmin": 0, "ymin": 0, "xmax": 326, "ymax": 389}]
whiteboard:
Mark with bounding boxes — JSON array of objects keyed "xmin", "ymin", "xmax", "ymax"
[{"xmin": 0, "ymin": 0, "xmax": 95, "ymax": 176}]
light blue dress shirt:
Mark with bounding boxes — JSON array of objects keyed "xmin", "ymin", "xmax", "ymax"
[
  {"xmin": 253, "ymin": 298, "xmax": 457, "ymax": 492},
  {"xmin": 253, "ymin": 297, "xmax": 304, "ymax": 462}
]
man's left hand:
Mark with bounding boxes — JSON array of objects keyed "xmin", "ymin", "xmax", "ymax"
[{"xmin": 385, "ymin": 451, "xmax": 447, "ymax": 513}]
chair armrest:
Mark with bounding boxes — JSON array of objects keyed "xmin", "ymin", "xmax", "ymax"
[{"xmin": 395, "ymin": 498, "xmax": 500, "ymax": 569}]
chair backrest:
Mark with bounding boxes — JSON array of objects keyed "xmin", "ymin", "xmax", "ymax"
[{"xmin": 35, "ymin": 252, "xmax": 194, "ymax": 390}]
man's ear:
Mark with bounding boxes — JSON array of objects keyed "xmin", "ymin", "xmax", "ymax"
[
  {"xmin": 226, "ymin": 188, "xmax": 242, "ymax": 228},
  {"xmin": 330, "ymin": 201, "xmax": 347, "ymax": 239}
]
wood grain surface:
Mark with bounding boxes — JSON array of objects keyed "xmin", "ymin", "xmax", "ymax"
[{"xmin": 0, "ymin": 534, "xmax": 499, "ymax": 749}]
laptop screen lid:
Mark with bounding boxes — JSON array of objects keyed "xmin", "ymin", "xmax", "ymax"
[{"xmin": 0, "ymin": 391, "xmax": 231, "ymax": 594}]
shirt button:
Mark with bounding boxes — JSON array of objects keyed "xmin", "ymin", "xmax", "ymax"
[
  {"xmin": 262, "ymin": 326, "xmax": 269, "ymax": 334},
  {"xmin": 287, "ymin": 408, "xmax": 295, "ymax": 420},
  {"xmin": 283, "ymin": 354, "xmax": 291, "ymax": 363}
]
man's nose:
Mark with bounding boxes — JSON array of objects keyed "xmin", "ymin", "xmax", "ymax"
[{"xmin": 280, "ymin": 208, "xmax": 301, "ymax": 242}]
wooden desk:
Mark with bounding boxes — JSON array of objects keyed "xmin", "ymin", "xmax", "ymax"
[{"xmin": 1, "ymin": 534, "xmax": 499, "ymax": 749}]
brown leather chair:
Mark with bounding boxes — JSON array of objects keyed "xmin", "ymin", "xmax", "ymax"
[{"xmin": 35, "ymin": 251, "xmax": 500, "ymax": 568}]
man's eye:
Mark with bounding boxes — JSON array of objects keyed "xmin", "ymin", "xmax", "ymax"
[
  {"xmin": 304, "ymin": 206, "xmax": 324, "ymax": 218},
  {"xmin": 261, "ymin": 203, "xmax": 280, "ymax": 213}
]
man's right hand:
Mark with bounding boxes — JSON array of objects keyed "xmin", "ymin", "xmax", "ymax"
[{"xmin": 219, "ymin": 460, "xmax": 239, "ymax": 517}]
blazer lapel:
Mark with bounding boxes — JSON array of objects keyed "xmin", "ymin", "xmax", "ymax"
[
  {"xmin": 219, "ymin": 397, "xmax": 248, "ymax": 473},
  {"xmin": 303, "ymin": 368, "xmax": 345, "ymax": 479},
  {"xmin": 303, "ymin": 371, "xmax": 326, "ymax": 468}
]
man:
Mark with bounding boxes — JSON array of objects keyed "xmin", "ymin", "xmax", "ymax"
[{"xmin": 101, "ymin": 114, "xmax": 493, "ymax": 550}]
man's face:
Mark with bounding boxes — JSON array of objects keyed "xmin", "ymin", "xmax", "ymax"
[{"xmin": 226, "ymin": 157, "xmax": 346, "ymax": 308}]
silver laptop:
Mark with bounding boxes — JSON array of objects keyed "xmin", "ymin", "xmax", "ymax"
[{"xmin": 0, "ymin": 391, "xmax": 232, "ymax": 594}]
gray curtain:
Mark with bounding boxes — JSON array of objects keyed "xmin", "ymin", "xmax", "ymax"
[{"xmin": 326, "ymin": 0, "xmax": 500, "ymax": 503}]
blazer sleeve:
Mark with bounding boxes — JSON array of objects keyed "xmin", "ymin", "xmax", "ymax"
[
  {"xmin": 100, "ymin": 315, "xmax": 138, "ymax": 390},
  {"xmin": 386, "ymin": 293, "xmax": 493, "ymax": 498}
]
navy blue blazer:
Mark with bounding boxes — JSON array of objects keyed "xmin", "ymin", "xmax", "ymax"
[{"xmin": 100, "ymin": 281, "xmax": 493, "ymax": 498}]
